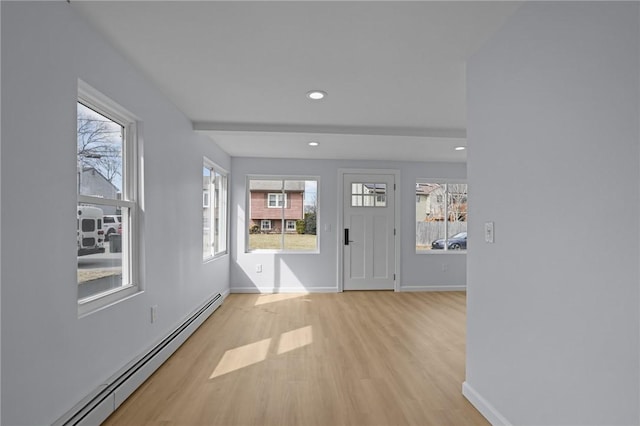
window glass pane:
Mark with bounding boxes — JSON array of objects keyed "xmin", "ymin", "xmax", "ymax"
[
  {"xmin": 81, "ymin": 218, "xmax": 95, "ymax": 232},
  {"xmin": 213, "ymin": 172, "xmax": 223, "ymax": 254},
  {"xmin": 203, "ymin": 162, "xmax": 228, "ymax": 259},
  {"xmin": 248, "ymin": 180, "xmax": 282, "ymax": 250},
  {"xmin": 77, "ymin": 103, "xmax": 123, "ymax": 199},
  {"xmin": 267, "ymin": 193, "xmax": 287, "ymax": 208},
  {"xmin": 351, "ymin": 183, "xmax": 386, "ymax": 207},
  {"xmin": 283, "ymin": 180, "xmax": 317, "ymax": 251},
  {"xmin": 374, "ymin": 183, "xmax": 386, "ymax": 207},
  {"xmin": 415, "ymin": 182, "xmax": 468, "ymax": 252},
  {"xmin": 77, "ymin": 203, "xmax": 124, "ymax": 300},
  {"xmin": 445, "ymin": 183, "xmax": 468, "ymax": 250},
  {"xmin": 248, "ymin": 178, "xmax": 317, "ymax": 251},
  {"xmin": 415, "ymin": 183, "xmax": 446, "ymax": 251},
  {"xmin": 203, "ymin": 166, "xmax": 213, "ymax": 259},
  {"xmin": 363, "ymin": 194, "xmax": 376, "ymax": 206}
]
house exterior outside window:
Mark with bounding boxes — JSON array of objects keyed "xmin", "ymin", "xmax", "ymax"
[
  {"xmin": 246, "ymin": 177, "xmax": 318, "ymax": 252},
  {"xmin": 415, "ymin": 182, "xmax": 468, "ymax": 252},
  {"xmin": 249, "ymin": 180, "xmax": 304, "ymax": 233}
]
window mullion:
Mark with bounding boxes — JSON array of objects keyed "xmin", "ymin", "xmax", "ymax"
[
  {"xmin": 78, "ymin": 195, "xmax": 135, "ymax": 210},
  {"xmin": 281, "ymin": 182, "xmax": 285, "ymax": 250},
  {"xmin": 443, "ymin": 184, "xmax": 449, "ymax": 251}
]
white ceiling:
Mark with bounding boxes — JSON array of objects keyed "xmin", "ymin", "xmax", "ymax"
[{"xmin": 73, "ymin": 1, "xmax": 521, "ymax": 162}]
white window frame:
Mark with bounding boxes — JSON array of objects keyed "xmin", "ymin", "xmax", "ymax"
[
  {"xmin": 77, "ymin": 80, "xmax": 140, "ymax": 316},
  {"xmin": 203, "ymin": 158, "xmax": 228, "ymax": 261},
  {"xmin": 286, "ymin": 220, "xmax": 297, "ymax": 231},
  {"xmin": 416, "ymin": 179, "xmax": 468, "ymax": 255},
  {"xmin": 261, "ymin": 219, "xmax": 272, "ymax": 230},
  {"xmin": 268, "ymin": 192, "xmax": 287, "ymax": 208}
]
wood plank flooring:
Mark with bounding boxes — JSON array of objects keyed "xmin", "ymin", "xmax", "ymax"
[{"xmin": 103, "ymin": 291, "xmax": 488, "ymax": 426}]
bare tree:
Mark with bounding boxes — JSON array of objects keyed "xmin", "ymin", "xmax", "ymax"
[
  {"xmin": 77, "ymin": 110, "xmax": 123, "ymax": 184},
  {"xmin": 447, "ymin": 183, "xmax": 468, "ymax": 222}
]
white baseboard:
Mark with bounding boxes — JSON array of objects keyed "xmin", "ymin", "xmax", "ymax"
[
  {"xmin": 399, "ymin": 285, "xmax": 466, "ymax": 292},
  {"xmin": 462, "ymin": 381, "xmax": 512, "ymax": 426},
  {"xmin": 54, "ymin": 292, "xmax": 225, "ymax": 426},
  {"xmin": 231, "ymin": 286, "xmax": 338, "ymax": 294},
  {"xmin": 221, "ymin": 287, "xmax": 231, "ymax": 299},
  {"xmin": 232, "ymin": 286, "xmax": 465, "ymax": 293}
]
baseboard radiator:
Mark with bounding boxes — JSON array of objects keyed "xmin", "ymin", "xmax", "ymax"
[{"xmin": 53, "ymin": 293, "xmax": 224, "ymax": 426}]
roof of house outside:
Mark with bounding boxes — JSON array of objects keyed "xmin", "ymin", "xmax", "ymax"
[
  {"xmin": 416, "ymin": 183, "xmax": 442, "ymax": 196},
  {"xmin": 250, "ymin": 180, "xmax": 305, "ymax": 191},
  {"xmin": 81, "ymin": 167, "xmax": 119, "ymax": 192}
]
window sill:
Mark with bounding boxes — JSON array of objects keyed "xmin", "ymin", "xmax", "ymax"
[
  {"xmin": 415, "ymin": 250, "xmax": 467, "ymax": 255},
  {"xmin": 78, "ymin": 285, "xmax": 142, "ymax": 318},
  {"xmin": 246, "ymin": 249, "xmax": 320, "ymax": 255},
  {"xmin": 203, "ymin": 252, "xmax": 228, "ymax": 264}
]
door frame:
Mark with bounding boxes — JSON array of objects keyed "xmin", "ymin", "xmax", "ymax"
[{"xmin": 337, "ymin": 168, "xmax": 401, "ymax": 292}]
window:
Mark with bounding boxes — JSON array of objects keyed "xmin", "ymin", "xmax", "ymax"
[
  {"xmin": 203, "ymin": 159, "xmax": 228, "ymax": 261},
  {"xmin": 247, "ymin": 177, "xmax": 318, "ymax": 252},
  {"xmin": 351, "ymin": 182, "xmax": 387, "ymax": 207},
  {"xmin": 77, "ymin": 82, "xmax": 139, "ymax": 312},
  {"xmin": 415, "ymin": 182, "xmax": 468, "ymax": 252},
  {"xmin": 268, "ymin": 193, "xmax": 287, "ymax": 208}
]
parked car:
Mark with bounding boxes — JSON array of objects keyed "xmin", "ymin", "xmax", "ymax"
[
  {"xmin": 431, "ymin": 232, "xmax": 467, "ymax": 250},
  {"xmin": 103, "ymin": 215, "xmax": 122, "ymax": 240}
]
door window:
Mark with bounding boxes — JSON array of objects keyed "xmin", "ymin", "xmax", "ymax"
[{"xmin": 350, "ymin": 183, "xmax": 387, "ymax": 207}]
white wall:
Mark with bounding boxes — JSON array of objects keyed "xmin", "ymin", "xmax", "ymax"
[
  {"xmin": 1, "ymin": 3, "xmax": 230, "ymax": 425},
  {"xmin": 0, "ymin": 2, "xmax": 3, "ymax": 422},
  {"xmin": 230, "ymin": 157, "xmax": 466, "ymax": 292},
  {"xmin": 465, "ymin": 2, "xmax": 639, "ymax": 425}
]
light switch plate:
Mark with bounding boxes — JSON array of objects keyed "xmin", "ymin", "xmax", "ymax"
[{"xmin": 485, "ymin": 222, "xmax": 495, "ymax": 243}]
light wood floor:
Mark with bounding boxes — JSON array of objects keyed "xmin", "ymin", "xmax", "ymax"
[{"xmin": 104, "ymin": 291, "xmax": 488, "ymax": 426}]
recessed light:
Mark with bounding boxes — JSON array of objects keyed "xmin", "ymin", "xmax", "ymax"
[
  {"xmin": 308, "ymin": 141, "xmax": 319, "ymax": 147},
  {"xmin": 455, "ymin": 146, "xmax": 466, "ymax": 151},
  {"xmin": 306, "ymin": 90, "xmax": 327, "ymax": 100}
]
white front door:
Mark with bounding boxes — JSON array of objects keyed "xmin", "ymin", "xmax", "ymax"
[{"xmin": 343, "ymin": 173, "xmax": 396, "ymax": 291}]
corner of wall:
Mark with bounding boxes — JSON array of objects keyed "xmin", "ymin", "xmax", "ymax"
[{"xmin": 462, "ymin": 382, "xmax": 511, "ymax": 426}]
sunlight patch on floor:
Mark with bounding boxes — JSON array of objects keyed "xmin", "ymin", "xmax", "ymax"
[
  {"xmin": 210, "ymin": 325, "xmax": 314, "ymax": 379},
  {"xmin": 210, "ymin": 338, "xmax": 271, "ymax": 378},
  {"xmin": 254, "ymin": 293, "xmax": 306, "ymax": 306},
  {"xmin": 277, "ymin": 325, "xmax": 313, "ymax": 355}
]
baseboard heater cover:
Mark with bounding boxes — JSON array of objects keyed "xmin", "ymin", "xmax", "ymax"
[{"xmin": 53, "ymin": 293, "xmax": 224, "ymax": 426}]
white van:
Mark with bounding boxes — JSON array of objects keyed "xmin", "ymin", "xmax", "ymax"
[{"xmin": 77, "ymin": 206, "xmax": 106, "ymax": 256}]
